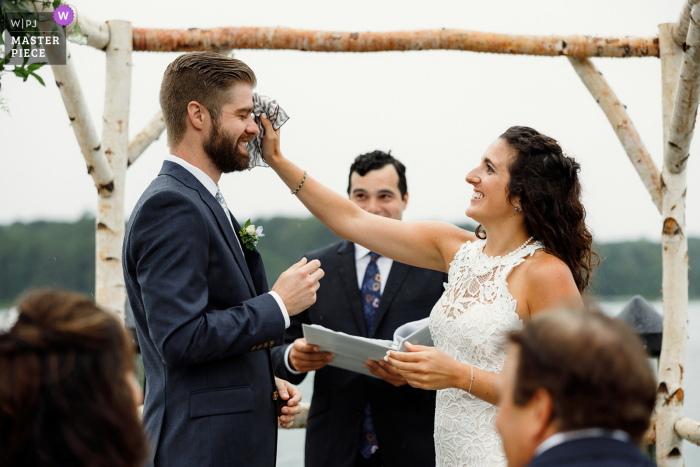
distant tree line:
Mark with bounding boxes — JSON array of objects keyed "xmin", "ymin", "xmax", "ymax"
[{"xmin": 1, "ymin": 216, "xmax": 698, "ymax": 307}]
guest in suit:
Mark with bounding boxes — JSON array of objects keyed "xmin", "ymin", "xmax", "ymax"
[
  {"xmin": 495, "ymin": 308, "xmax": 656, "ymax": 467},
  {"xmin": 123, "ymin": 52, "xmax": 324, "ymax": 467},
  {"xmin": 272, "ymin": 151, "xmax": 447, "ymax": 467}
]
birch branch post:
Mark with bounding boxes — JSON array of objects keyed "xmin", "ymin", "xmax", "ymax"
[
  {"xmin": 673, "ymin": 0, "xmax": 700, "ymax": 47},
  {"xmin": 96, "ymin": 21, "xmax": 132, "ymax": 322},
  {"xmin": 655, "ymin": 22, "xmax": 691, "ymax": 467},
  {"xmin": 47, "ymin": 47, "xmax": 115, "ymax": 194},
  {"xmin": 128, "ymin": 110, "xmax": 165, "ymax": 167},
  {"xmin": 68, "ymin": 13, "xmax": 111, "ymax": 51},
  {"xmin": 568, "ymin": 57, "xmax": 662, "ymax": 212},
  {"xmin": 675, "ymin": 417, "xmax": 700, "ymax": 446},
  {"xmin": 131, "ymin": 27, "xmax": 659, "ymax": 58}
]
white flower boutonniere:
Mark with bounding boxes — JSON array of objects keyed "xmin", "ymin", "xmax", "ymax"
[{"xmin": 239, "ymin": 219, "xmax": 264, "ymax": 250}]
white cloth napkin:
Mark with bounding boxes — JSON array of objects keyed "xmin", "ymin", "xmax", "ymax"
[{"xmin": 245, "ymin": 93, "xmax": 290, "ymax": 169}]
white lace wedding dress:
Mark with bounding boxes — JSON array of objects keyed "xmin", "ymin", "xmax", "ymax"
[{"xmin": 429, "ymin": 238, "xmax": 543, "ymax": 467}]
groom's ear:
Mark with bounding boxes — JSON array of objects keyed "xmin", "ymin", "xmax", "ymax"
[{"xmin": 187, "ymin": 101, "xmax": 206, "ymax": 131}]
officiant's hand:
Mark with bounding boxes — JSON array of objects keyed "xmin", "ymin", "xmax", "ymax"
[
  {"xmin": 384, "ymin": 343, "xmax": 463, "ymax": 390},
  {"xmin": 276, "ymin": 377, "xmax": 303, "ymax": 429},
  {"xmin": 289, "ymin": 338, "xmax": 333, "ymax": 373},
  {"xmin": 365, "ymin": 360, "xmax": 408, "ymax": 387}
]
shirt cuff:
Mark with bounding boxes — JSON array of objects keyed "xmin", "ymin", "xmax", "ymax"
[
  {"xmin": 268, "ymin": 291, "xmax": 290, "ymax": 328},
  {"xmin": 284, "ymin": 343, "xmax": 303, "ymax": 375}
]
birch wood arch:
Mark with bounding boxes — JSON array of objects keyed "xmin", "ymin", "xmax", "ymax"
[{"xmin": 31, "ymin": 2, "xmax": 698, "ymax": 463}]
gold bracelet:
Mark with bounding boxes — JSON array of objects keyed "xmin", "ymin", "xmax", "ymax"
[{"xmin": 291, "ymin": 171, "xmax": 307, "ymax": 195}]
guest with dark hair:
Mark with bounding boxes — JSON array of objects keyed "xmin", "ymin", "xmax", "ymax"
[
  {"xmin": 0, "ymin": 289, "xmax": 149, "ymax": 467},
  {"xmin": 496, "ymin": 308, "xmax": 656, "ymax": 467}
]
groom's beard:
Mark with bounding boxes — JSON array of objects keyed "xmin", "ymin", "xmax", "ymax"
[{"xmin": 203, "ymin": 120, "xmax": 250, "ymax": 173}]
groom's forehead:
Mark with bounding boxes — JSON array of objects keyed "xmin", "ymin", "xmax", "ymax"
[{"xmin": 222, "ymin": 83, "xmax": 254, "ymax": 111}]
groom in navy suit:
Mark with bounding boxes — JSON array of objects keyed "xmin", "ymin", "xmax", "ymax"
[
  {"xmin": 123, "ymin": 52, "xmax": 323, "ymax": 467},
  {"xmin": 495, "ymin": 309, "xmax": 656, "ymax": 467}
]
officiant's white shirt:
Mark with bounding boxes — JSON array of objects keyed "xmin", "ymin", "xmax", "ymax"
[
  {"xmin": 165, "ymin": 155, "xmax": 289, "ymax": 328},
  {"xmin": 285, "ymin": 243, "xmax": 393, "ymax": 374}
]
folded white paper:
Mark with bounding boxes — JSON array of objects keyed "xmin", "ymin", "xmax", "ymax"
[{"xmin": 302, "ymin": 318, "xmax": 433, "ymax": 377}]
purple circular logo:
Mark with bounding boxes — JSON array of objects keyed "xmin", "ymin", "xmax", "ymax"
[{"xmin": 53, "ymin": 5, "xmax": 74, "ymax": 26}]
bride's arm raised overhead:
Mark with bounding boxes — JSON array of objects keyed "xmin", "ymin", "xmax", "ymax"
[{"xmin": 260, "ymin": 115, "xmax": 475, "ymax": 273}]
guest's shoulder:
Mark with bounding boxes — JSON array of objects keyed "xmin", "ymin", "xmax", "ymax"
[{"xmin": 302, "ymin": 240, "xmax": 351, "ymax": 263}]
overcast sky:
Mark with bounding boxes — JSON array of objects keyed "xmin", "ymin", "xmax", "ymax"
[{"xmin": 0, "ymin": 0, "xmax": 695, "ymax": 242}]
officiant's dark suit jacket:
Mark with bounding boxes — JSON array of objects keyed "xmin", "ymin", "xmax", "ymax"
[
  {"xmin": 526, "ymin": 437, "xmax": 654, "ymax": 467},
  {"xmin": 272, "ymin": 240, "xmax": 446, "ymax": 467},
  {"xmin": 123, "ymin": 161, "xmax": 285, "ymax": 467}
]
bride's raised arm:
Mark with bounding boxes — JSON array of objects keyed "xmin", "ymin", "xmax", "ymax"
[{"xmin": 260, "ymin": 116, "xmax": 473, "ymax": 273}]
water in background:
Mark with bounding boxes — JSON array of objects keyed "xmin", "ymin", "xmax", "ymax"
[{"xmin": 277, "ymin": 301, "xmax": 700, "ymax": 466}]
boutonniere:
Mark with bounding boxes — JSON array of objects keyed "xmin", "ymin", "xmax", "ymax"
[{"xmin": 238, "ymin": 219, "xmax": 265, "ymax": 250}]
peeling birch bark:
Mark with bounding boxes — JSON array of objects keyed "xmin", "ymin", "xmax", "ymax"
[
  {"xmin": 673, "ymin": 0, "xmax": 700, "ymax": 47},
  {"xmin": 675, "ymin": 417, "xmax": 700, "ymax": 446},
  {"xmin": 42, "ymin": 42, "xmax": 114, "ymax": 193},
  {"xmin": 132, "ymin": 27, "xmax": 659, "ymax": 58},
  {"xmin": 96, "ymin": 21, "xmax": 132, "ymax": 322},
  {"xmin": 656, "ymin": 23, "xmax": 690, "ymax": 467},
  {"xmin": 568, "ymin": 57, "xmax": 661, "ymax": 212},
  {"xmin": 128, "ymin": 110, "xmax": 165, "ymax": 167},
  {"xmin": 666, "ymin": 4, "xmax": 700, "ymax": 174},
  {"xmin": 69, "ymin": 13, "xmax": 111, "ymax": 51}
]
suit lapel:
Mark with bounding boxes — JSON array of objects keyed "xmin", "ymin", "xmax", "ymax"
[
  {"xmin": 337, "ymin": 242, "xmax": 368, "ymax": 337},
  {"xmin": 159, "ymin": 161, "xmax": 256, "ymax": 296},
  {"xmin": 372, "ymin": 261, "xmax": 410, "ymax": 337}
]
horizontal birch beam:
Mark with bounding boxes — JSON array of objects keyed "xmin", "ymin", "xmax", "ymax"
[
  {"xmin": 673, "ymin": 0, "xmax": 700, "ymax": 46},
  {"xmin": 132, "ymin": 27, "xmax": 659, "ymax": 58},
  {"xmin": 568, "ymin": 57, "xmax": 662, "ymax": 211},
  {"xmin": 666, "ymin": 2, "xmax": 700, "ymax": 173},
  {"xmin": 128, "ymin": 110, "xmax": 166, "ymax": 167},
  {"xmin": 675, "ymin": 417, "xmax": 700, "ymax": 446}
]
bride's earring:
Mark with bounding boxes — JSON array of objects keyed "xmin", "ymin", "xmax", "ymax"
[{"xmin": 514, "ymin": 206, "xmax": 520, "ymax": 212}]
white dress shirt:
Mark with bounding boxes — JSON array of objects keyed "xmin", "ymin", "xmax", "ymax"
[
  {"xmin": 533, "ymin": 428, "xmax": 631, "ymax": 459},
  {"xmin": 285, "ymin": 243, "xmax": 394, "ymax": 374},
  {"xmin": 164, "ymin": 155, "xmax": 289, "ymax": 328}
]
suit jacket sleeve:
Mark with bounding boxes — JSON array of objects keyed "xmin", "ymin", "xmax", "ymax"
[
  {"xmin": 128, "ymin": 190, "xmax": 285, "ymax": 369},
  {"xmin": 272, "ymin": 305, "xmax": 310, "ymax": 384}
]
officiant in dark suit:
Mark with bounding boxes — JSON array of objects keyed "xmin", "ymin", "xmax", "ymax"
[
  {"xmin": 272, "ymin": 151, "xmax": 446, "ymax": 467},
  {"xmin": 123, "ymin": 52, "xmax": 323, "ymax": 467}
]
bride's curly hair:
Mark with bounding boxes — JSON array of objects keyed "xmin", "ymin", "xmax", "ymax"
[{"xmin": 475, "ymin": 126, "xmax": 598, "ymax": 292}]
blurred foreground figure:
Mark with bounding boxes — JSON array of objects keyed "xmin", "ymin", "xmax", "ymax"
[
  {"xmin": 496, "ymin": 309, "xmax": 656, "ymax": 467},
  {"xmin": 0, "ymin": 289, "xmax": 149, "ymax": 467}
]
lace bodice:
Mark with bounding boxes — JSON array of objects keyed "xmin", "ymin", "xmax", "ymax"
[{"xmin": 429, "ymin": 238, "xmax": 543, "ymax": 467}]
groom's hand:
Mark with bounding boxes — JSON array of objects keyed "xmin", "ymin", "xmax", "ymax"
[
  {"xmin": 275, "ymin": 377, "xmax": 303, "ymax": 429},
  {"xmin": 272, "ymin": 257, "xmax": 324, "ymax": 316},
  {"xmin": 289, "ymin": 338, "xmax": 333, "ymax": 373}
]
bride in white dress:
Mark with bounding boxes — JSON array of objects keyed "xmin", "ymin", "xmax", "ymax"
[{"xmin": 262, "ymin": 124, "xmax": 595, "ymax": 466}]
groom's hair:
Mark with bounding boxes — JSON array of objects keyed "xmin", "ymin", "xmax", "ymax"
[
  {"xmin": 348, "ymin": 150, "xmax": 408, "ymax": 199},
  {"xmin": 507, "ymin": 308, "xmax": 656, "ymax": 444},
  {"xmin": 160, "ymin": 52, "xmax": 257, "ymax": 147}
]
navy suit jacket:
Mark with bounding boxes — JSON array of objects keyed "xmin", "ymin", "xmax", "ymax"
[
  {"xmin": 123, "ymin": 161, "xmax": 286, "ymax": 467},
  {"xmin": 272, "ymin": 240, "xmax": 447, "ymax": 467},
  {"xmin": 527, "ymin": 437, "xmax": 655, "ymax": 467}
]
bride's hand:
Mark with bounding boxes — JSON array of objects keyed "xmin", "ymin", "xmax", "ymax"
[
  {"xmin": 384, "ymin": 342, "xmax": 466, "ymax": 390},
  {"xmin": 260, "ymin": 113, "xmax": 283, "ymax": 166}
]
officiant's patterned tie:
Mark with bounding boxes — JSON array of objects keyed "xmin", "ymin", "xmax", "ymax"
[{"xmin": 359, "ymin": 252, "xmax": 381, "ymax": 459}]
